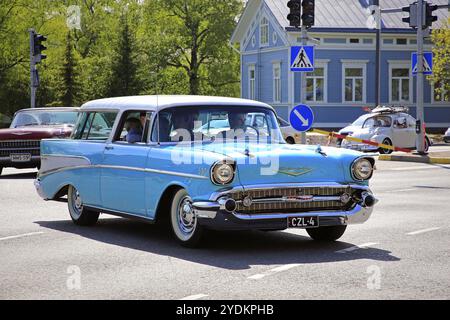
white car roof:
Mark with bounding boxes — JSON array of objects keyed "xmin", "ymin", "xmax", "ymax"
[{"xmin": 80, "ymin": 95, "xmax": 273, "ymax": 112}]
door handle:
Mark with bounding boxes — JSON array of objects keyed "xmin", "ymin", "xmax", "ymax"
[{"xmin": 105, "ymin": 146, "xmax": 114, "ymax": 150}]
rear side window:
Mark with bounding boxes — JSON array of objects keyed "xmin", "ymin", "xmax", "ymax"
[{"xmin": 72, "ymin": 111, "xmax": 118, "ymax": 141}]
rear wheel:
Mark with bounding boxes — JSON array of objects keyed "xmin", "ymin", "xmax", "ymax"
[
  {"xmin": 67, "ymin": 185, "xmax": 99, "ymax": 226},
  {"xmin": 170, "ymin": 189, "xmax": 203, "ymax": 247},
  {"xmin": 379, "ymin": 138, "xmax": 393, "ymax": 154},
  {"xmin": 306, "ymin": 225, "xmax": 347, "ymax": 241},
  {"xmin": 0, "ymin": 167, "xmax": 2, "ymax": 176}
]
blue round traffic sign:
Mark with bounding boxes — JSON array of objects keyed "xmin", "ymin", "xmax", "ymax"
[{"xmin": 289, "ymin": 104, "xmax": 314, "ymax": 132}]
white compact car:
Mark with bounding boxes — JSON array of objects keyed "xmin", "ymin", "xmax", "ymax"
[
  {"xmin": 444, "ymin": 127, "xmax": 450, "ymax": 143},
  {"xmin": 339, "ymin": 106, "xmax": 431, "ymax": 154}
]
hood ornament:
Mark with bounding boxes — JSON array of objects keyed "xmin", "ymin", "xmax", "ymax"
[
  {"xmin": 278, "ymin": 167, "xmax": 313, "ymax": 177},
  {"xmin": 315, "ymin": 145, "xmax": 327, "ymax": 157}
]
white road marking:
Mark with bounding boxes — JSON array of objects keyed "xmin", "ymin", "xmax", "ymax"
[
  {"xmin": 269, "ymin": 264, "xmax": 301, "ymax": 273},
  {"xmin": 407, "ymin": 227, "xmax": 441, "ymax": 236},
  {"xmin": 383, "ymin": 165, "xmax": 450, "ymax": 172},
  {"xmin": 0, "ymin": 231, "xmax": 44, "ymax": 242},
  {"xmin": 179, "ymin": 294, "xmax": 209, "ymax": 300},
  {"xmin": 247, "ymin": 274, "xmax": 266, "ymax": 280},
  {"xmin": 379, "ymin": 188, "xmax": 417, "ymax": 193},
  {"xmin": 335, "ymin": 242, "xmax": 379, "ymax": 254},
  {"xmin": 248, "ymin": 264, "xmax": 302, "ymax": 280}
]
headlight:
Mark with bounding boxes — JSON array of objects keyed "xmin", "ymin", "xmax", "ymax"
[
  {"xmin": 211, "ymin": 161, "xmax": 235, "ymax": 185},
  {"xmin": 351, "ymin": 158, "xmax": 374, "ymax": 180}
]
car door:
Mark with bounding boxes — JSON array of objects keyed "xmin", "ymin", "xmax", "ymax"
[
  {"xmin": 392, "ymin": 115, "xmax": 412, "ymax": 148},
  {"xmin": 100, "ymin": 111, "xmax": 152, "ymax": 217}
]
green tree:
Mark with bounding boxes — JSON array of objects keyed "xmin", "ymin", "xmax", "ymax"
[
  {"xmin": 142, "ymin": 0, "xmax": 242, "ymax": 96},
  {"xmin": 108, "ymin": 14, "xmax": 140, "ymax": 97},
  {"xmin": 431, "ymin": 18, "xmax": 450, "ymax": 101},
  {"xmin": 59, "ymin": 32, "xmax": 80, "ymax": 107}
]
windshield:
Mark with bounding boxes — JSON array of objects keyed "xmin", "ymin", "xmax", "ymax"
[
  {"xmin": 152, "ymin": 106, "xmax": 285, "ymax": 144},
  {"xmin": 351, "ymin": 114, "xmax": 372, "ymax": 127},
  {"xmin": 363, "ymin": 116, "xmax": 392, "ymax": 128},
  {"xmin": 11, "ymin": 110, "xmax": 78, "ymax": 128}
]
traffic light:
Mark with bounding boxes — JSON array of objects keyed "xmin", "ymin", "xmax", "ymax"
[
  {"xmin": 425, "ymin": 2, "xmax": 438, "ymax": 28},
  {"xmin": 301, "ymin": 0, "xmax": 315, "ymax": 28},
  {"xmin": 287, "ymin": 0, "xmax": 301, "ymax": 28},
  {"xmin": 33, "ymin": 33, "xmax": 47, "ymax": 63},
  {"xmin": 402, "ymin": 2, "xmax": 418, "ymax": 28}
]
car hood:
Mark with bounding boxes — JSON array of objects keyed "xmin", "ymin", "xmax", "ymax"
[
  {"xmin": 339, "ymin": 125, "xmax": 361, "ymax": 135},
  {"xmin": 188, "ymin": 142, "xmax": 364, "ymax": 185},
  {"xmin": 0, "ymin": 125, "xmax": 73, "ymax": 140}
]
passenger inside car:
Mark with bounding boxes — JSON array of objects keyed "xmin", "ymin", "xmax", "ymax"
[{"xmin": 124, "ymin": 118, "xmax": 143, "ymax": 143}]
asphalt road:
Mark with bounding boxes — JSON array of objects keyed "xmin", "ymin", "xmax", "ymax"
[{"xmin": 1, "ymin": 145, "xmax": 449, "ymax": 300}]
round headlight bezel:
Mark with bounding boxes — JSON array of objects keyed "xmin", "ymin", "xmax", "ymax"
[
  {"xmin": 210, "ymin": 161, "xmax": 235, "ymax": 185},
  {"xmin": 351, "ymin": 157, "xmax": 374, "ymax": 181}
]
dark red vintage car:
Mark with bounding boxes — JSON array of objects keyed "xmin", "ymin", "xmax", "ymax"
[{"xmin": 0, "ymin": 107, "xmax": 79, "ymax": 175}]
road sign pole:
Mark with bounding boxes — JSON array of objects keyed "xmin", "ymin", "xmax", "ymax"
[
  {"xmin": 300, "ymin": 27, "xmax": 308, "ymax": 144},
  {"xmin": 374, "ymin": 0, "xmax": 381, "ymax": 108},
  {"xmin": 29, "ymin": 29, "xmax": 36, "ymax": 109},
  {"xmin": 416, "ymin": 0, "xmax": 426, "ymax": 154}
]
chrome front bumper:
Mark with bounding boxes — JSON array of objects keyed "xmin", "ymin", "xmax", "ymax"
[{"xmin": 192, "ymin": 183, "xmax": 378, "ymax": 227}]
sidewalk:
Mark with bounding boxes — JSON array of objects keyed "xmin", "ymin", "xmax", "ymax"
[{"xmin": 379, "ymin": 150, "xmax": 450, "ymax": 165}]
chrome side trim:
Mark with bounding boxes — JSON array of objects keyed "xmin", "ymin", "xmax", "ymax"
[
  {"xmin": 40, "ymin": 154, "xmax": 91, "ymax": 176},
  {"xmin": 38, "ymin": 163, "xmax": 208, "ymax": 180},
  {"xmin": 209, "ymin": 182, "xmax": 370, "ymax": 201},
  {"xmin": 84, "ymin": 205, "xmax": 155, "ymax": 224}
]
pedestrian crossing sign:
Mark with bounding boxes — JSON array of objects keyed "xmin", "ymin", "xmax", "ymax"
[
  {"xmin": 290, "ymin": 46, "xmax": 314, "ymax": 72},
  {"xmin": 412, "ymin": 52, "xmax": 433, "ymax": 75}
]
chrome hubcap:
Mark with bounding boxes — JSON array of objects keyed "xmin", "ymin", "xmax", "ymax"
[
  {"xmin": 74, "ymin": 191, "xmax": 83, "ymax": 210},
  {"xmin": 71, "ymin": 188, "xmax": 83, "ymax": 218},
  {"xmin": 178, "ymin": 196, "xmax": 195, "ymax": 234}
]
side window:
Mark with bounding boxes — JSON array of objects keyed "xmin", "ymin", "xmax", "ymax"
[
  {"xmin": 114, "ymin": 111, "xmax": 151, "ymax": 144},
  {"xmin": 72, "ymin": 111, "xmax": 117, "ymax": 141}
]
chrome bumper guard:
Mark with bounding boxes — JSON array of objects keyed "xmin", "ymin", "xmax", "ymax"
[{"xmin": 192, "ymin": 183, "xmax": 378, "ymax": 225}]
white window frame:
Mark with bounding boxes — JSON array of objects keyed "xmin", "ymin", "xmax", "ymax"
[
  {"xmin": 305, "ymin": 60, "xmax": 329, "ymax": 103},
  {"xmin": 388, "ymin": 61, "xmax": 412, "ymax": 104},
  {"xmin": 248, "ymin": 64, "xmax": 256, "ymax": 100},
  {"xmin": 272, "ymin": 62, "xmax": 281, "ymax": 103},
  {"xmin": 260, "ymin": 16, "xmax": 269, "ymax": 47},
  {"xmin": 341, "ymin": 60, "xmax": 367, "ymax": 104}
]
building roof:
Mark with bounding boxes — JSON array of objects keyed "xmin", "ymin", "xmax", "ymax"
[
  {"xmin": 232, "ymin": 0, "xmax": 449, "ymax": 42},
  {"xmin": 81, "ymin": 95, "xmax": 273, "ymax": 111},
  {"xmin": 269, "ymin": 0, "xmax": 449, "ymax": 30}
]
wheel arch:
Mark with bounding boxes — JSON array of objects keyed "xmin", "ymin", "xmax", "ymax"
[{"xmin": 154, "ymin": 184, "xmax": 185, "ymax": 223}]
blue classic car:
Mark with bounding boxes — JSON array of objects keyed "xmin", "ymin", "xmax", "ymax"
[{"xmin": 34, "ymin": 96, "xmax": 377, "ymax": 247}]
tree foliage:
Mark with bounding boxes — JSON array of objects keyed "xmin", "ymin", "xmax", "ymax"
[
  {"xmin": 431, "ymin": 18, "xmax": 450, "ymax": 101},
  {"xmin": 0, "ymin": 0, "xmax": 243, "ymax": 117}
]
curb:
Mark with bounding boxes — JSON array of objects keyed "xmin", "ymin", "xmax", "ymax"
[{"xmin": 378, "ymin": 154, "xmax": 450, "ymax": 165}]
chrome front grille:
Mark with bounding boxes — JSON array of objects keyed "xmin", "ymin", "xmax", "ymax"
[
  {"xmin": 229, "ymin": 186, "xmax": 356, "ymax": 214},
  {"xmin": 0, "ymin": 140, "xmax": 41, "ymax": 157}
]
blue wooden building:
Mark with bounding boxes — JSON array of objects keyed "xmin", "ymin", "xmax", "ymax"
[{"xmin": 230, "ymin": 0, "xmax": 449, "ymax": 130}]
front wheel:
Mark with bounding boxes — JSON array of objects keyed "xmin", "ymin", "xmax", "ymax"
[
  {"xmin": 170, "ymin": 189, "xmax": 203, "ymax": 247},
  {"xmin": 67, "ymin": 185, "xmax": 99, "ymax": 226},
  {"xmin": 306, "ymin": 225, "xmax": 347, "ymax": 241}
]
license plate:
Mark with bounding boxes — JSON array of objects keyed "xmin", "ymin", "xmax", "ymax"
[
  {"xmin": 10, "ymin": 153, "xmax": 32, "ymax": 162},
  {"xmin": 288, "ymin": 216, "xmax": 319, "ymax": 228}
]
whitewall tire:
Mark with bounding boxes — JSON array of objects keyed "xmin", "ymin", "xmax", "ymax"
[
  {"xmin": 67, "ymin": 185, "xmax": 99, "ymax": 226},
  {"xmin": 170, "ymin": 189, "xmax": 203, "ymax": 247}
]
